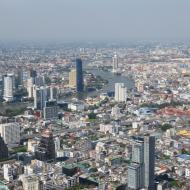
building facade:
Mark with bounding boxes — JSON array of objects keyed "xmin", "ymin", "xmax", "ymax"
[
  {"xmin": 0, "ymin": 135, "xmax": 8, "ymax": 159},
  {"xmin": 114, "ymin": 83, "xmax": 127, "ymax": 102},
  {"xmin": 76, "ymin": 58, "xmax": 84, "ymax": 92},
  {"xmin": 3, "ymin": 74, "xmax": 14, "ymax": 102},
  {"xmin": 0, "ymin": 122, "xmax": 20, "ymax": 146}
]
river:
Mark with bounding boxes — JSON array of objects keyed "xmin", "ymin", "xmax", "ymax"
[{"xmin": 85, "ymin": 68, "xmax": 135, "ymax": 96}]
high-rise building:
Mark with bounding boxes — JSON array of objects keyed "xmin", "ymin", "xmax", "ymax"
[
  {"xmin": 76, "ymin": 58, "xmax": 84, "ymax": 92},
  {"xmin": 27, "ymin": 77, "xmax": 35, "ymax": 98},
  {"xmin": 132, "ymin": 140, "xmax": 144, "ymax": 164},
  {"xmin": 43, "ymin": 100, "xmax": 58, "ymax": 120},
  {"xmin": 50, "ymin": 86, "xmax": 58, "ymax": 100},
  {"xmin": 35, "ymin": 129, "xmax": 55, "ymax": 162},
  {"xmin": 0, "ymin": 122, "xmax": 20, "ymax": 146},
  {"xmin": 112, "ymin": 53, "xmax": 118, "ymax": 73},
  {"xmin": 114, "ymin": 83, "xmax": 127, "ymax": 102},
  {"xmin": 128, "ymin": 163, "xmax": 143, "ymax": 190},
  {"xmin": 0, "ymin": 134, "xmax": 8, "ymax": 159},
  {"xmin": 127, "ymin": 135, "xmax": 155, "ymax": 190},
  {"xmin": 17, "ymin": 69, "xmax": 23, "ymax": 86},
  {"xmin": 69, "ymin": 69, "xmax": 77, "ymax": 88},
  {"xmin": 144, "ymin": 135, "xmax": 155, "ymax": 190},
  {"xmin": 3, "ymin": 74, "xmax": 14, "ymax": 102},
  {"xmin": 33, "ymin": 86, "xmax": 49, "ymax": 110}
]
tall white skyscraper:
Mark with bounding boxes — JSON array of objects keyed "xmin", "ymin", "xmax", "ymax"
[
  {"xmin": 27, "ymin": 77, "xmax": 35, "ymax": 98},
  {"xmin": 114, "ymin": 83, "xmax": 127, "ymax": 102},
  {"xmin": 112, "ymin": 53, "xmax": 118, "ymax": 73},
  {"xmin": 3, "ymin": 74, "xmax": 14, "ymax": 102}
]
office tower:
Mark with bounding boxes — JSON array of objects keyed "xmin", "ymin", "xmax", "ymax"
[
  {"xmin": 69, "ymin": 69, "xmax": 77, "ymax": 88},
  {"xmin": 43, "ymin": 100, "xmax": 58, "ymax": 120},
  {"xmin": 27, "ymin": 77, "xmax": 35, "ymax": 98},
  {"xmin": 144, "ymin": 135, "xmax": 155, "ymax": 190},
  {"xmin": 128, "ymin": 163, "xmax": 143, "ymax": 190},
  {"xmin": 3, "ymin": 74, "xmax": 14, "ymax": 102},
  {"xmin": 33, "ymin": 86, "xmax": 49, "ymax": 110},
  {"xmin": 132, "ymin": 140, "xmax": 144, "ymax": 164},
  {"xmin": 128, "ymin": 135, "xmax": 155, "ymax": 190},
  {"xmin": 128, "ymin": 139, "xmax": 144, "ymax": 190},
  {"xmin": 35, "ymin": 129, "xmax": 55, "ymax": 161},
  {"xmin": 76, "ymin": 58, "xmax": 84, "ymax": 92},
  {"xmin": 112, "ymin": 53, "xmax": 118, "ymax": 73},
  {"xmin": 0, "ymin": 122, "xmax": 20, "ymax": 146},
  {"xmin": 50, "ymin": 86, "xmax": 57, "ymax": 100},
  {"xmin": 0, "ymin": 134, "xmax": 8, "ymax": 159},
  {"xmin": 114, "ymin": 83, "xmax": 127, "ymax": 102},
  {"xmin": 17, "ymin": 69, "xmax": 23, "ymax": 86}
]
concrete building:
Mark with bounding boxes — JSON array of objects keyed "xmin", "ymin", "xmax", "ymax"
[
  {"xmin": 128, "ymin": 163, "xmax": 143, "ymax": 190},
  {"xmin": 3, "ymin": 164, "xmax": 13, "ymax": 182},
  {"xmin": 50, "ymin": 86, "xmax": 58, "ymax": 100},
  {"xmin": 21, "ymin": 175, "xmax": 42, "ymax": 190},
  {"xmin": 27, "ymin": 77, "xmax": 35, "ymax": 98},
  {"xmin": 0, "ymin": 122, "xmax": 20, "ymax": 146},
  {"xmin": 115, "ymin": 83, "xmax": 127, "ymax": 102},
  {"xmin": 43, "ymin": 100, "xmax": 58, "ymax": 120},
  {"xmin": 3, "ymin": 74, "xmax": 14, "ymax": 102},
  {"xmin": 132, "ymin": 140, "xmax": 144, "ymax": 164},
  {"xmin": 128, "ymin": 135, "xmax": 155, "ymax": 190},
  {"xmin": 33, "ymin": 86, "xmax": 49, "ymax": 110},
  {"xmin": 69, "ymin": 69, "xmax": 77, "ymax": 88},
  {"xmin": 35, "ymin": 129, "xmax": 55, "ymax": 162}
]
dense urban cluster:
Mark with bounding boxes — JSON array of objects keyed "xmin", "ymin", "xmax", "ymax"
[{"xmin": 1, "ymin": 42, "xmax": 190, "ymax": 190}]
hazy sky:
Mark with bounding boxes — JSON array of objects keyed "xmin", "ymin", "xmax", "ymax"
[{"xmin": 0, "ymin": 0, "xmax": 190, "ymax": 42}]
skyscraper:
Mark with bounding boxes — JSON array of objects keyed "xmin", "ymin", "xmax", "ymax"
[
  {"xmin": 144, "ymin": 135, "xmax": 155, "ymax": 190},
  {"xmin": 27, "ymin": 77, "xmax": 35, "ymax": 98},
  {"xmin": 112, "ymin": 53, "xmax": 118, "ymax": 73},
  {"xmin": 128, "ymin": 163, "xmax": 143, "ymax": 190},
  {"xmin": 50, "ymin": 86, "xmax": 58, "ymax": 100},
  {"xmin": 128, "ymin": 139, "xmax": 144, "ymax": 190},
  {"xmin": 128, "ymin": 135, "xmax": 155, "ymax": 190},
  {"xmin": 76, "ymin": 58, "xmax": 84, "ymax": 92},
  {"xmin": 115, "ymin": 83, "xmax": 127, "ymax": 102},
  {"xmin": 3, "ymin": 74, "xmax": 14, "ymax": 102},
  {"xmin": 132, "ymin": 140, "xmax": 144, "ymax": 164},
  {"xmin": 69, "ymin": 69, "xmax": 77, "ymax": 88},
  {"xmin": 33, "ymin": 86, "xmax": 49, "ymax": 110}
]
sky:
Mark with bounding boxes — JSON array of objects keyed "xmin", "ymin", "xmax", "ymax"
[{"xmin": 0, "ymin": 0, "xmax": 190, "ymax": 42}]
